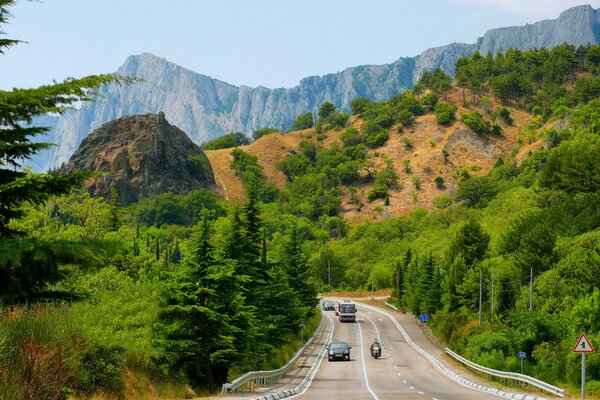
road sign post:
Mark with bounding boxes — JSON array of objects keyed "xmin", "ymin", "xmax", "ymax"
[
  {"xmin": 518, "ymin": 352, "xmax": 526, "ymax": 374},
  {"xmin": 573, "ymin": 333, "xmax": 595, "ymax": 399}
]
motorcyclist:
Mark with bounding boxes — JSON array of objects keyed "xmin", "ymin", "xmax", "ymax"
[{"xmin": 370, "ymin": 338, "xmax": 380, "ymax": 352}]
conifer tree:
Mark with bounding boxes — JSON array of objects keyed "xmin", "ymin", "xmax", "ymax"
[
  {"xmin": 0, "ymin": 0, "xmax": 130, "ymax": 238},
  {"xmin": 156, "ymin": 211, "xmax": 251, "ymax": 389},
  {"xmin": 0, "ymin": 0, "xmax": 130, "ymax": 302},
  {"xmin": 283, "ymin": 225, "xmax": 317, "ymax": 316}
]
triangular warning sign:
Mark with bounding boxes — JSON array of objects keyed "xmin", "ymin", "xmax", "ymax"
[{"xmin": 573, "ymin": 333, "xmax": 595, "ymax": 353}]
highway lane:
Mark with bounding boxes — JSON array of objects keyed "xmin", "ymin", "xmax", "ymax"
[{"xmin": 296, "ymin": 303, "xmax": 503, "ymax": 400}]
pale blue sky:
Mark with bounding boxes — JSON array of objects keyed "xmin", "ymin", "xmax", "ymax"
[{"xmin": 1, "ymin": 0, "xmax": 599, "ymax": 90}]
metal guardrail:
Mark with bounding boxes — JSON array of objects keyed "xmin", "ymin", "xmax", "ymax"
[
  {"xmin": 221, "ymin": 311, "xmax": 325, "ymax": 395},
  {"xmin": 384, "ymin": 301, "xmax": 397, "ymax": 310},
  {"xmin": 445, "ymin": 348, "xmax": 565, "ymax": 398}
]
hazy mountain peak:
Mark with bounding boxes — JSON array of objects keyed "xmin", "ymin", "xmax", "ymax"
[{"xmin": 36, "ymin": 5, "xmax": 600, "ymax": 172}]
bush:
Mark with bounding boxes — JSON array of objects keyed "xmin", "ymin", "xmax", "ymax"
[
  {"xmin": 341, "ymin": 127, "xmax": 364, "ymax": 147},
  {"xmin": 434, "ymin": 176, "xmax": 445, "ymax": 188},
  {"xmin": 397, "ymin": 109, "xmax": 415, "ymax": 126},
  {"xmin": 368, "ymin": 183, "xmax": 388, "ymax": 202},
  {"xmin": 75, "ymin": 345, "xmax": 125, "ymax": 397},
  {"xmin": 496, "ymin": 107, "xmax": 513, "ymax": 125},
  {"xmin": 201, "ymin": 132, "xmax": 250, "ymax": 150},
  {"xmin": 421, "ymin": 92, "xmax": 439, "ymax": 111},
  {"xmin": 291, "ymin": 112, "xmax": 314, "ymax": 131},
  {"xmin": 412, "ymin": 176, "xmax": 421, "ymax": 190},
  {"xmin": 350, "ymin": 97, "xmax": 372, "ymax": 115},
  {"xmin": 461, "ymin": 111, "xmax": 491, "ymax": 134},
  {"xmin": 434, "ymin": 195, "xmax": 453, "ymax": 209},
  {"xmin": 435, "ymin": 102, "xmax": 457, "ymax": 125}
]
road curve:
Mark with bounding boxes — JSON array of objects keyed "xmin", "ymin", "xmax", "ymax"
[{"xmin": 294, "ymin": 302, "xmax": 503, "ymax": 400}]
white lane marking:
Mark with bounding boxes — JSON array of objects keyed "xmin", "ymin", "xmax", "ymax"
[
  {"xmin": 433, "ymin": 398, "xmax": 439, "ymax": 400},
  {"xmin": 286, "ymin": 313, "xmax": 335, "ymax": 399},
  {"xmin": 394, "ymin": 365, "xmax": 398, "ymax": 369},
  {"xmin": 418, "ymin": 391, "xmax": 425, "ymax": 394},
  {"xmin": 403, "ymin": 380, "xmax": 407, "ymax": 384},
  {"xmin": 359, "ymin": 302, "xmax": 517, "ymax": 399},
  {"xmin": 397, "ymin": 372, "xmax": 402, "ymax": 376},
  {"xmin": 357, "ymin": 319, "xmax": 380, "ymax": 400},
  {"xmin": 409, "ymin": 386, "xmax": 415, "ymax": 390}
]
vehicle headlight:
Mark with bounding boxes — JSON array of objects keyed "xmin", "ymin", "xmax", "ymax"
[{"xmin": 329, "ymin": 351, "xmax": 334, "ymax": 355}]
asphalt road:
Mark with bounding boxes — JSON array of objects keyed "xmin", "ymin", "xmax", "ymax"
[{"xmin": 294, "ymin": 303, "xmax": 503, "ymax": 400}]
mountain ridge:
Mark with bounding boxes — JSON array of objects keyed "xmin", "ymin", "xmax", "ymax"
[{"xmin": 32, "ymin": 4, "xmax": 600, "ymax": 172}]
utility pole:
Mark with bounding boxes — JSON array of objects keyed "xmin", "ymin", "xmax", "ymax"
[
  {"xmin": 491, "ymin": 273, "xmax": 494, "ymax": 319},
  {"xmin": 327, "ymin": 253, "xmax": 331, "ymax": 287},
  {"xmin": 529, "ymin": 267, "xmax": 533, "ymax": 311},
  {"xmin": 478, "ymin": 269, "xmax": 483, "ymax": 327},
  {"xmin": 371, "ymin": 274, "xmax": 374, "ymax": 300}
]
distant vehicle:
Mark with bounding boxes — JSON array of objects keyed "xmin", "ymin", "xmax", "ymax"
[
  {"xmin": 370, "ymin": 339, "xmax": 381, "ymax": 359},
  {"xmin": 328, "ymin": 341, "xmax": 351, "ymax": 361},
  {"xmin": 338, "ymin": 300, "xmax": 356, "ymax": 322},
  {"xmin": 322, "ymin": 300, "xmax": 335, "ymax": 311}
]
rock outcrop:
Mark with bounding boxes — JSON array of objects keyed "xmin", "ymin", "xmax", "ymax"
[
  {"xmin": 37, "ymin": 5, "xmax": 600, "ymax": 171},
  {"xmin": 62, "ymin": 112, "xmax": 215, "ymax": 205}
]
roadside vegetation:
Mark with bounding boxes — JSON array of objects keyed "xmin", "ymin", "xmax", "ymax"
[{"xmin": 4, "ymin": 0, "xmax": 600, "ymax": 396}]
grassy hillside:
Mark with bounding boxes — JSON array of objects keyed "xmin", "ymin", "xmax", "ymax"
[{"xmin": 205, "ymin": 85, "xmax": 532, "ymax": 222}]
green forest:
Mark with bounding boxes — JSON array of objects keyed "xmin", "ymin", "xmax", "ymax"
[{"xmin": 4, "ymin": 0, "xmax": 600, "ymax": 397}]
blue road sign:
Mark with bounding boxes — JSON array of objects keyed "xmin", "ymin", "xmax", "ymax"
[
  {"xmin": 518, "ymin": 351, "xmax": 526, "ymax": 359},
  {"xmin": 419, "ymin": 314, "xmax": 429, "ymax": 322}
]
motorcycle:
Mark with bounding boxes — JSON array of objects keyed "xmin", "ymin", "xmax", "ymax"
[{"xmin": 370, "ymin": 343, "xmax": 381, "ymax": 359}]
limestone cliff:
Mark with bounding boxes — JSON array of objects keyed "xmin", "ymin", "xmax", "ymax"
[{"xmin": 39, "ymin": 5, "xmax": 600, "ymax": 171}]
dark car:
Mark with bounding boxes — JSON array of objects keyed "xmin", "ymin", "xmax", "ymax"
[
  {"xmin": 328, "ymin": 341, "xmax": 351, "ymax": 361},
  {"xmin": 322, "ymin": 300, "xmax": 335, "ymax": 311}
]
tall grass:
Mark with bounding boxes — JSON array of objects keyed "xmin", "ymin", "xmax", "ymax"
[{"xmin": 0, "ymin": 305, "xmax": 83, "ymax": 400}]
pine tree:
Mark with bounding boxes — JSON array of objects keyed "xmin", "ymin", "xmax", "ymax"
[
  {"xmin": 155, "ymin": 211, "xmax": 251, "ymax": 389},
  {"xmin": 284, "ymin": 225, "xmax": 318, "ymax": 316},
  {"xmin": 0, "ymin": 1, "xmax": 131, "ymax": 302},
  {"xmin": 0, "ymin": 1, "xmax": 130, "ymax": 238}
]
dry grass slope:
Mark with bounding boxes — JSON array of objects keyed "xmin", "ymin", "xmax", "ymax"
[{"xmin": 205, "ymin": 86, "xmax": 534, "ymax": 222}]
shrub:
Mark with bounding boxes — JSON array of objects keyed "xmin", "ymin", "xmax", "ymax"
[
  {"xmin": 291, "ymin": 112, "xmax": 314, "ymax": 131},
  {"xmin": 201, "ymin": 132, "xmax": 250, "ymax": 150},
  {"xmin": 421, "ymin": 92, "xmax": 439, "ymax": 111},
  {"xmin": 403, "ymin": 159, "xmax": 411, "ymax": 173},
  {"xmin": 368, "ymin": 183, "xmax": 388, "ymax": 202},
  {"xmin": 461, "ymin": 111, "xmax": 491, "ymax": 134},
  {"xmin": 350, "ymin": 97, "xmax": 372, "ymax": 115},
  {"xmin": 496, "ymin": 107, "xmax": 513, "ymax": 125},
  {"xmin": 329, "ymin": 112, "xmax": 350, "ymax": 129},
  {"xmin": 434, "ymin": 195, "xmax": 453, "ymax": 209},
  {"xmin": 412, "ymin": 176, "xmax": 421, "ymax": 190},
  {"xmin": 397, "ymin": 109, "xmax": 415, "ymax": 126},
  {"xmin": 434, "ymin": 176, "xmax": 445, "ymax": 188},
  {"xmin": 435, "ymin": 102, "xmax": 457, "ymax": 125},
  {"xmin": 75, "ymin": 345, "xmax": 125, "ymax": 397}
]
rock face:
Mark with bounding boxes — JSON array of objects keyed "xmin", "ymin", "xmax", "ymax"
[
  {"xmin": 62, "ymin": 112, "xmax": 215, "ymax": 205},
  {"xmin": 38, "ymin": 5, "xmax": 600, "ymax": 171},
  {"xmin": 476, "ymin": 5, "xmax": 600, "ymax": 55}
]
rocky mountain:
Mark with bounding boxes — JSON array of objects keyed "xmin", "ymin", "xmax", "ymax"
[
  {"xmin": 37, "ymin": 4, "xmax": 600, "ymax": 171},
  {"xmin": 62, "ymin": 112, "xmax": 214, "ymax": 205}
]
